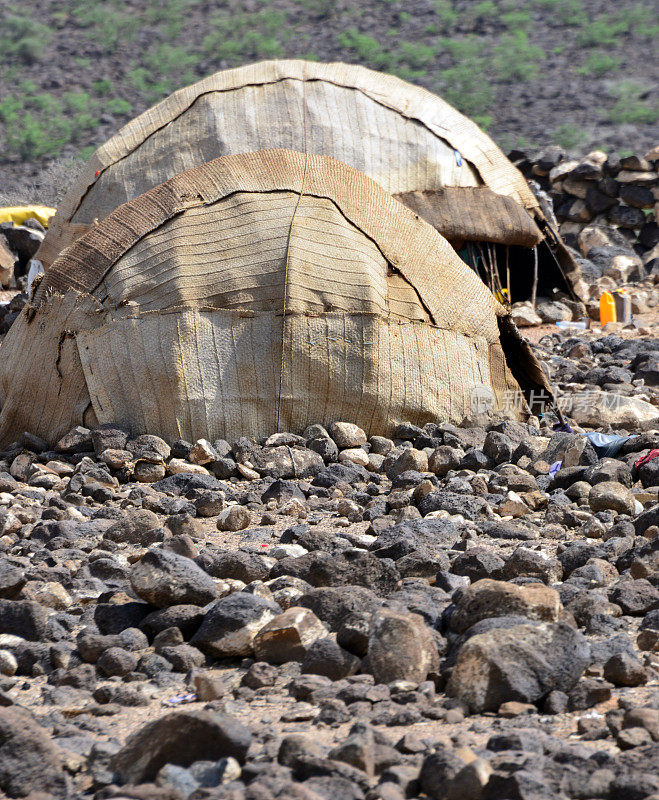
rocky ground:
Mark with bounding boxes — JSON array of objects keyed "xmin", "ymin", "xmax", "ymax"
[{"xmin": 0, "ymin": 316, "xmax": 657, "ymax": 799}]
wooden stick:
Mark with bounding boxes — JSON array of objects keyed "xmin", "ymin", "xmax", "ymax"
[{"xmin": 530, "ymin": 245, "xmax": 539, "ymax": 309}]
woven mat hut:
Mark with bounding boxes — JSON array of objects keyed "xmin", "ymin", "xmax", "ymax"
[
  {"xmin": 0, "ymin": 150, "xmax": 548, "ymax": 446},
  {"xmin": 36, "ymin": 60, "xmax": 580, "ymax": 301}
]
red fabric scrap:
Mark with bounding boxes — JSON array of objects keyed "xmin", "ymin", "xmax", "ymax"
[{"xmin": 635, "ymin": 449, "xmax": 659, "ymax": 469}]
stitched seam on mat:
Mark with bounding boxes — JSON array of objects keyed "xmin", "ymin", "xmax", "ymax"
[
  {"xmin": 66, "ymin": 70, "xmax": 536, "ymax": 222},
  {"xmin": 46, "ymin": 185, "xmax": 441, "ymax": 325},
  {"xmin": 276, "ymin": 74, "xmax": 309, "ymax": 433},
  {"xmin": 74, "ymin": 76, "xmax": 480, "ymax": 210}
]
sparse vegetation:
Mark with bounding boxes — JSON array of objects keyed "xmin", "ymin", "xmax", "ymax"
[
  {"xmin": 607, "ymin": 81, "xmax": 658, "ymax": 125},
  {"xmin": 0, "ymin": 0, "xmax": 655, "ymax": 172},
  {"xmin": 203, "ymin": 10, "xmax": 289, "ymax": 63},
  {"xmin": 577, "ymin": 52, "xmax": 620, "ymax": 76},
  {"xmin": 0, "ymin": 156, "xmax": 87, "ymax": 207},
  {"xmin": 552, "ymin": 122, "xmax": 589, "ymax": 150},
  {"xmin": 70, "ymin": 3, "xmax": 133, "ymax": 54},
  {"xmin": 437, "ymin": 38, "xmax": 494, "ymax": 128},
  {"xmin": 0, "ymin": 13, "xmax": 52, "ymax": 64},
  {"xmin": 531, "ymin": 0, "xmax": 588, "ymax": 26},
  {"xmin": 492, "ymin": 32, "xmax": 545, "ymax": 81}
]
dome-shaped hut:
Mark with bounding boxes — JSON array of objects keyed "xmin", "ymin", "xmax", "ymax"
[
  {"xmin": 0, "ymin": 150, "xmax": 546, "ymax": 446},
  {"xmin": 36, "ymin": 60, "xmax": 580, "ymax": 302}
]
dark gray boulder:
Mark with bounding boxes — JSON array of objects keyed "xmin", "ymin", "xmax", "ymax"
[
  {"xmin": 130, "ymin": 549, "xmax": 219, "ymax": 608},
  {"xmin": 447, "ymin": 621, "xmax": 590, "ymax": 712},
  {"xmin": 110, "ymin": 710, "xmax": 251, "ymax": 783},
  {"xmin": 0, "ymin": 707, "xmax": 69, "ymax": 798}
]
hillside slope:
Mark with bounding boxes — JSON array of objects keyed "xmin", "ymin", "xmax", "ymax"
[{"xmin": 0, "ymin": 0, "xmax": 657, "ymax": 197}]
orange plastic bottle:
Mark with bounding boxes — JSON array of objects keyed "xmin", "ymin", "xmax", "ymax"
[{"xmin": 600, "ymin": 291, "xmax": 616, "ymax": 326}]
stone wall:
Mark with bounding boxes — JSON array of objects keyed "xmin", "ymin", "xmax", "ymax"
[{"xmin": 510, "ymin": 145, "xmax": 659, "ymax": 325}]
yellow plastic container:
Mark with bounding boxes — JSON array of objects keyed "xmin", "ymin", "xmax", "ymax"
[
  {"xmin": 599, "ymin": 291, "xmax": 617, "ymax": 326},
  {"xmin": 0, "ymin": 206, "xmax": 56, "ymax": 228}
]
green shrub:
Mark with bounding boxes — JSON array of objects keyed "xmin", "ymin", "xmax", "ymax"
[
  {"xmin": 607, "ymin": 81, "xmax": 658, "ymax": 125},
  {"xmin": 530, "ymin": 0, "xmax": 587, "ymax": 26},
  {"xmin": 60, "ymin": 92, "xmax": 98, "ymax": 139},
  {"xmin": 576, "ymin": 14, "xmax": 629, "ymax": 47},
  {"xmin": 0, "ymin": 95, "xmax": 74, "ymax": 160},
  {"xmin": 0, "ymin": 14, "xmax": 52, "ymax": 64},
  {"xmin": 12, "ymin": 114, "xmax": 67, "ymax": 160},
  {"xmin": 64, "ymin": 91, "xmax": 92, "ymax": 113},
  {"xmin": 577, "ymin": 51, "xmax": 620, "ymax": 76},
  {"xmin": 93, "ymin": 79, "xmax": 114, "ymax": 96},
  {"xmin": 501, "ymin": 11, "xmax": 533, "ymax": 31},
  {"xmin": 145, "ymin": 0, "xmax": 197, "ymax": 39},
  {"xmin": 14, "ymin": 37, "xmax": 43, "ymax": 64},
  {"xmin": 0, "ymin": 81, "xmax": 110, "ymax": 160},
  {"xmin": 613, "ymin": 4, "xmax": 659, "ymax": 39},
  {"xmin": 574, "ymin": 6, "xmax": 659, "ymax": 47},
  {"xmin": 622, "ymin": 4, "xmax": 651, "ymax": 26},
  {"xmin": 337, "ymin": 30, "xmax": 397, "ymax": 71},
  {"xmin": 72, "ymin": 5, "xmax": 129, "ymax": 53},
  {"xmin": 106, "ymin": 98, "xmax": 133, "ymax": 116},
  {"xmin": 203, "ymin": 10, "xmax": 288, "ymax": 63},
  {"xmin": 0, "ymin": 96, "xmax": 24, "ymax": 127},
  {"xmin": 142, "ymin": 44, "xmax": 197, "ymax": 88},
  {"xmin": 126, "ymin": 68, "xmax": 174, "ymax": 105},
  {"xmin": 398, "ymin": 41, "xmax": 437, "ymax": 69},
  {"xmin": 437, "ymin": 38, "xmax": 494, "ymax": 123},
  {"xmin": 392, "ymin": 65, "xmax": 429, "ymax": 82},
  {"xmin": 433, "ymin": 0, "xmax": 457, "ymax": 28},
  {"xmin": 472, "ymin": 1, "xmax": 497, "ymax": 19},
  {"xmin": 552, "ymin": 122, "xmax": 588, "ymax": 150},
  {"xmin": 492, "ymin": 32, "xmax": 545, "ymax": 81}
]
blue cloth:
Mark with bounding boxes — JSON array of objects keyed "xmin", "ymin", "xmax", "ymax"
[{"xmin": 584, "ymin": 432, "xmax": 635, "ymax": 458}]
